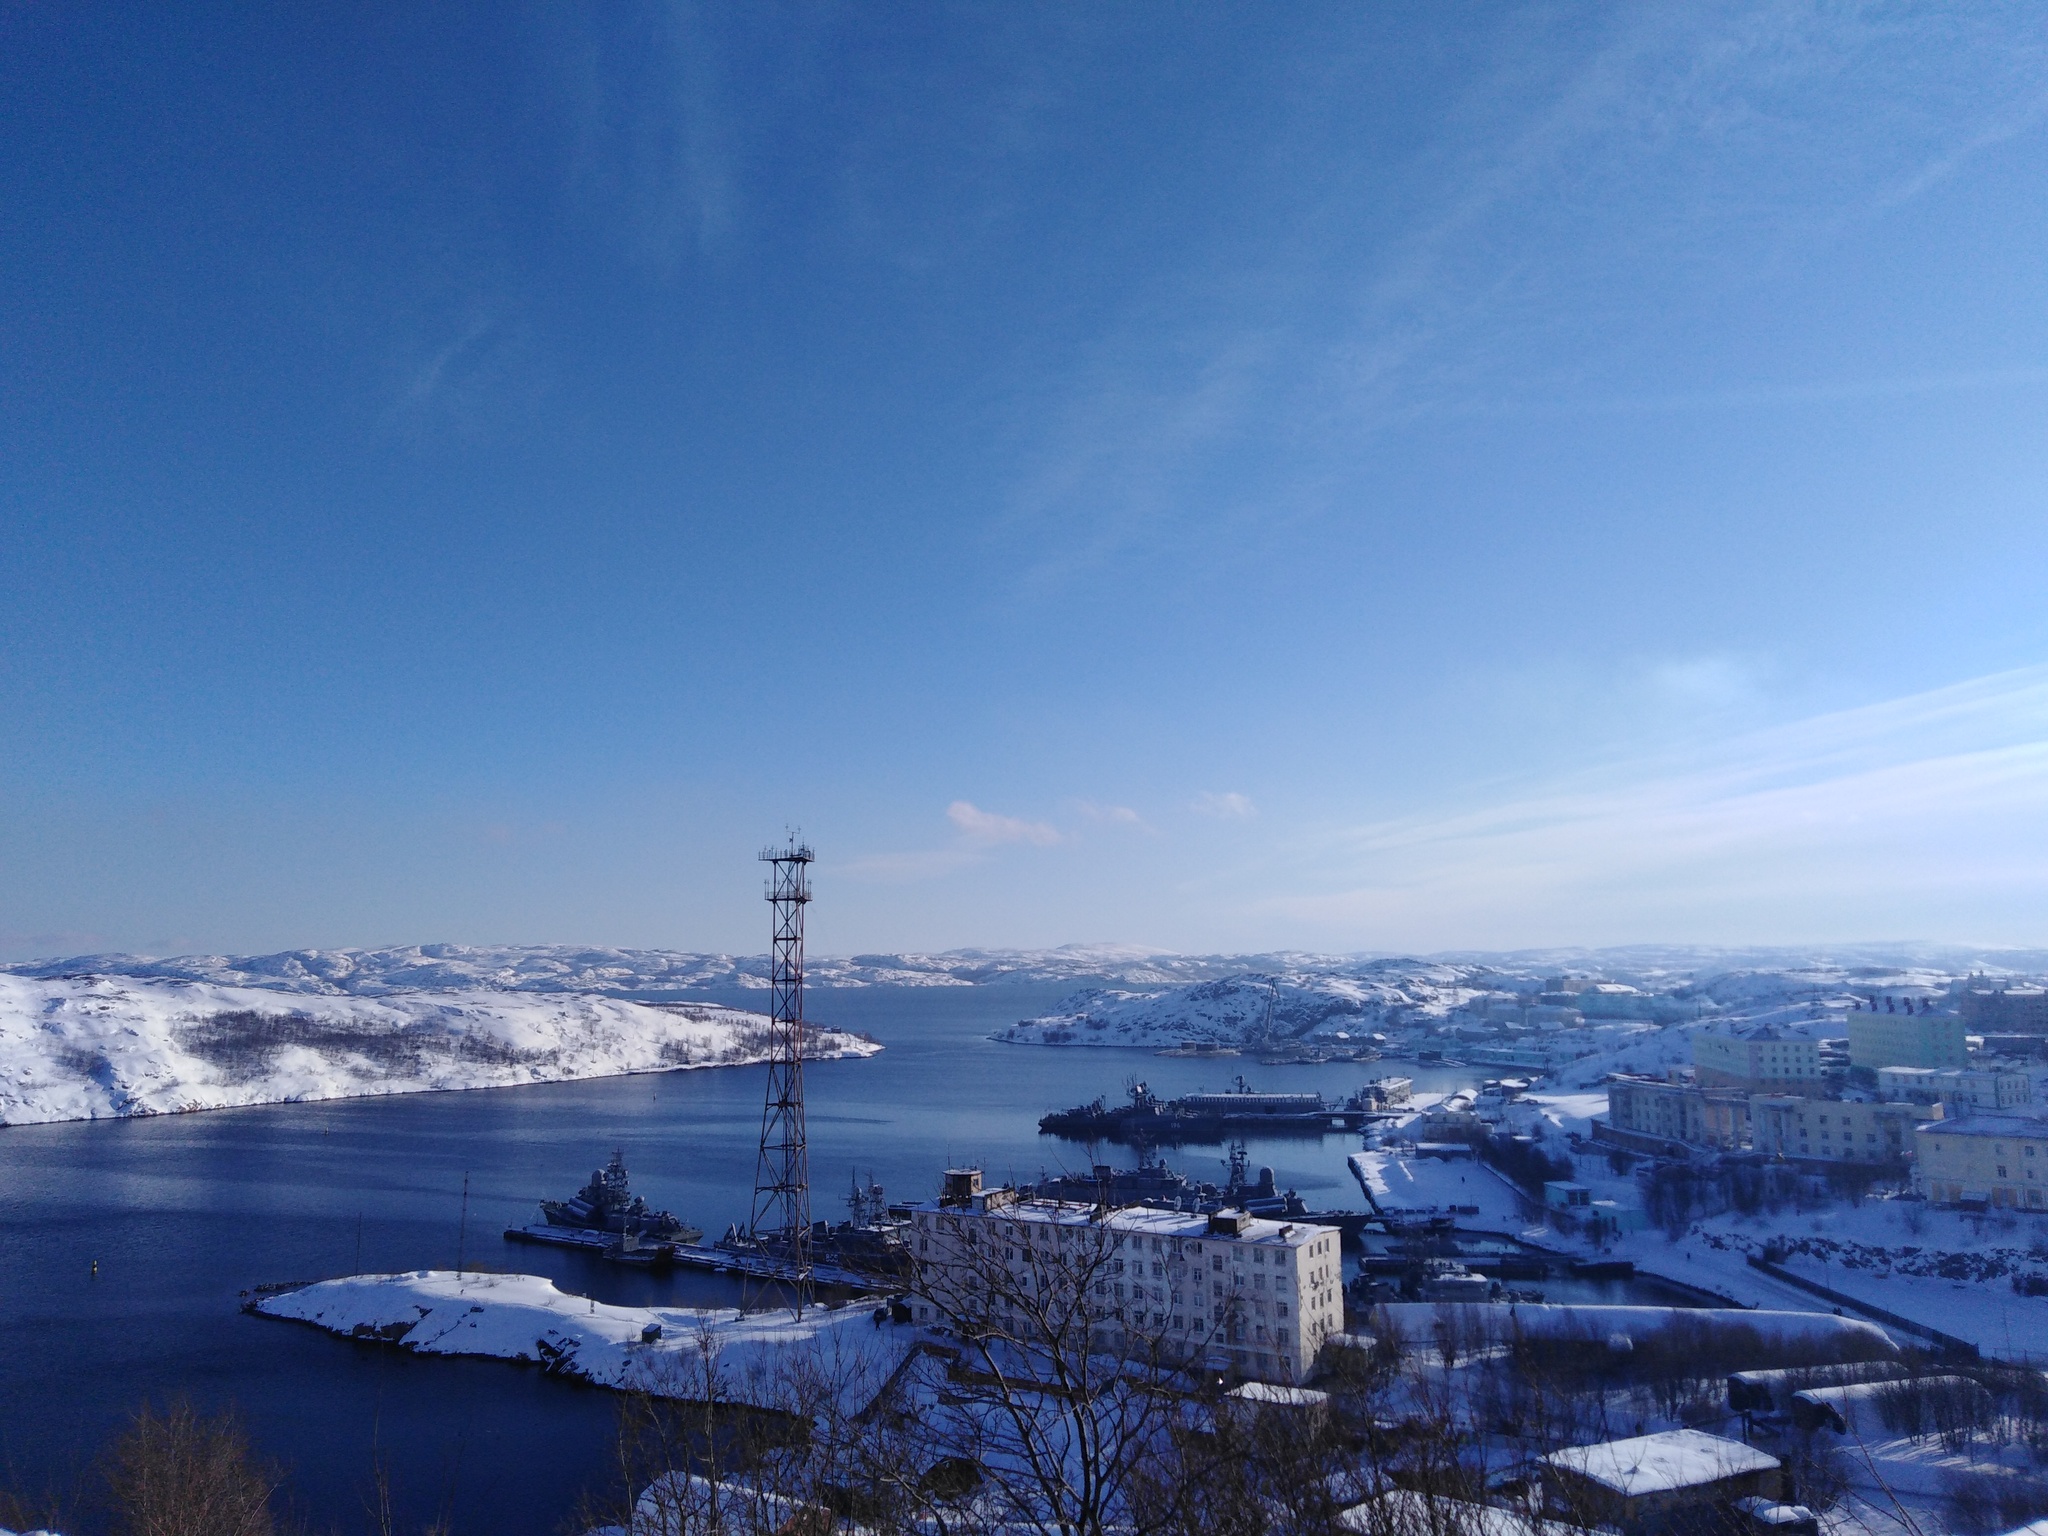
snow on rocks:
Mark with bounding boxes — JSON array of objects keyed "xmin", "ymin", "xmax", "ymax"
[
  {"xmin": 0, "ymin": 974, "xmax": 878, "ymax": 1126},
  {"xmin": 251, "ymin": 1271, "xmax": 900, "ymax": 1401}
]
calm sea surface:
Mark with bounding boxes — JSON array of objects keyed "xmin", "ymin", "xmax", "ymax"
[{"xmin": 0, "ymin": 984, "xmax": 1487, "ymax": 1534}]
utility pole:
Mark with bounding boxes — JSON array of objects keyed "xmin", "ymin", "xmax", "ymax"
[{"xmin": 749, "ymin": 838, "xmax": 814, "ymax": 1313}]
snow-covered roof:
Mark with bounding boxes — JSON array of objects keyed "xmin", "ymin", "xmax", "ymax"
[
  {"xmin": 1542, "ymin": 1429, "xmax": 1779, "ymax": 1497},
  {"xmin": 914, "ymin": 1195, "xmax": 1325, "ymax": 1248},
  {"xmin": 1226, "ymin": 1382, "xmax": 1328, "ymax": 1407},
  {"xmin": 1917, "ymin": 1114, "xmax": 2048, "ymax": 1140},
  {"xmin": 1733, "ymin": 1498, "xmax": 1815, "ymax": 1525}
]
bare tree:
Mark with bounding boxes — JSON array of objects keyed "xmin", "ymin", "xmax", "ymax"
[
  {"xmin": 906, "ymin": 1206, "xmax": 1212, "ymax": 1536},
  {"xmin": 103, "ymin": 1400, "xmax": 278, "ymax": 1536}
]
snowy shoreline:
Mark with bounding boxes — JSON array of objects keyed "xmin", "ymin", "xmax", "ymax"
[
  {"xmin": 0, "ymin": 973, "xmax": 879, "ymax": 1128},
  {"xmin": 250, "ymin": 1270, "xmax": 901, "ymax": 1402}
]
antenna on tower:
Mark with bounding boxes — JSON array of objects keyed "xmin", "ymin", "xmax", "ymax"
[{"xmin": 750, "ymin": 836, "xmax": 814, "ymax": 1313}]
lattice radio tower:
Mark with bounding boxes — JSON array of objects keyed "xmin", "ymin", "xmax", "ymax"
[{"xmin": 749, "ymin": 837, "xmax": 813, "ymax": 1312}]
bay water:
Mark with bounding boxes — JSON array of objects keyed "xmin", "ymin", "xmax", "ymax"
[{"xmin": 0, "ymin": 983, "xmax": 1482, "ymax": 1533}]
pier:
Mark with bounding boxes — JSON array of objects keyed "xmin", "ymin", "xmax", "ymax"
[{"xmin": 502, "ymin": 1225, "xmax": 897, "ymax": 1294}]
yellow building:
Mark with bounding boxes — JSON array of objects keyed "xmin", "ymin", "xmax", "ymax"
[
  {"xmin": 1847, "ymin": 1012, "xmax": 1968, "ymax": 1071},
  {"xmin": 1916, "ymin": 1116, "xmax": 2048, "ymax": 1208},
  {"xmin": 1748, "ymin": 1095, "xmax": 1941, "ymax": 1163},
  {"xmin": 1692, "ymin": 1026, "xmax": 1820, "ymax": 1092},
  {"xmin": 1605, "ymin": 1075, "xmax": 1748, "ymax": 1150}
]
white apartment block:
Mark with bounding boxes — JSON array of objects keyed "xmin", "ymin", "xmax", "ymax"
[
  {"xmin": 1917, "ymin": 1116, "xmax": 2048, "ymax": 1208},
  {"xmin": 907, "ymin": 1169, "xmax": 1343, "ymax": 1385},
  {"xmin": 1748, "ymin": 1095, "xmax": 1941, "ymax": 1163},
  {"xmin": 1847, "ymin": 1012, "xmax": 1968, "ymax": 1072},
  {"xmin": 1876, "ymin": 1066, "xmax": 2031, "ymax": 1111},
  {"xmin": 1692, "ymin": 1026, "xmax": 1819, "ymax": 1092}
]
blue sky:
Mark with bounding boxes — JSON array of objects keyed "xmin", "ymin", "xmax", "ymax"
[{"xmin": 4, "ymin": 3, "xmax": 2047, "ymax": 959}]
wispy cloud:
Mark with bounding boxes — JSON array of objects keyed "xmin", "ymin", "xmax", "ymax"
[
  {"xmin": 1192, "ymin": 791, "xmax": 1257, "ymax": 820},
  {"xmin": 994, "ymin": 6, "xmax": 2048, "ymax": 583},
  {"xmin": 841, "ymin": 800, "xmax": 1064, "ymax": 883},
  {"xmin": 1074, "ymin": 799, "xmax": 1149, "ymax": 830},
  {"xmin": 1266, "ymin": 665, "xmax": 2048, "ymax": 943},
  {"xmin": 946, "ymin": 800, "xmax": 1062, "ymax": 848}
]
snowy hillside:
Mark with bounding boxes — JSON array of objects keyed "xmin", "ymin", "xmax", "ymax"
[
  {"xmin": 0, "ymin": 942, "xmax": 1328, "ymax": 995},
  {"xmin": 0, "ymin": 975, "xmax": 877, "ymax": 1126},
  {"xmin": 8, "ymin": 940, "xmax": 2044, "ymax": 1000},
  {"xmin": 996, "ymin": 949, "xmax": 2048, "ymax": 1055},
  {"xmin": 993, "ymin": 967, "xmax": 1476, "ymax": 1048}
]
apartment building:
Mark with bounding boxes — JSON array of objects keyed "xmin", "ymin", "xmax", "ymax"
[
  {"xmin": 1875, "ymin": 1066, "xmax": 2031, "ymax": 1111},
  {"xmin": 1916, "ymin": 1116, "xmax": 2048, "ymax": 1208},
  {"xmin": 1692, "ymin": 1025, "xmax": 1820, "ymax": 1093},
  {"xmin": 1847, "ymin": 1011, "xmax": 1968, "ymax": 1072},
  {"xmin": 1605, "ymin": 1075, "xmax": 1748, "ymax": 1151},
  {"xmin": 907, "ymin": 1169, "xmax": 1343, "ymax": 1384},
  {"xmin": 1748, "ymin": 1096, "xmax": 1941, "ymax": 1164}
]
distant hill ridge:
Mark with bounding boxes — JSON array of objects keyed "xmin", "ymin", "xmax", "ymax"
[{"xmin": 6, "ymin": 939, "xmax": 2045, "ymax": 998}]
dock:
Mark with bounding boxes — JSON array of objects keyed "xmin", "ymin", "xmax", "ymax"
[{"xmin": 502, "ymin": 1225, "xmax": 897, "ymax": 1294}]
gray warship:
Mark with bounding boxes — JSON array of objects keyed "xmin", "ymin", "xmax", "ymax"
[{"xmin": 540, "ymin": 1149, "xmax": 702, "ymax": 1244}]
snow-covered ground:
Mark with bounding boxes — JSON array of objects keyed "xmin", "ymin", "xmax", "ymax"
[
  {"xmin": 1349, "ymin": 1148, "xmax": 1532, "ymax": 1227},
  {"xmin": 0, "ymin": 974, "xmax": 877, "ymax": 1126},
  {"xmin": 252, "ymin": 1270, "xmax": 900, "ymax": 1401}
]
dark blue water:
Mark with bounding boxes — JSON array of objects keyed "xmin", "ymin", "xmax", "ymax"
[{"xmin": 0, "ymin": 985, "xmax": 1461, "ymax": 1534}]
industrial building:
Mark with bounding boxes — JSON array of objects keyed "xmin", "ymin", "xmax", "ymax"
[
  {"xmin": 1915, "ymin": 1116, "xmax": 2048, "ymax": 1208},
  {"xmin": 1960, "ymin": 985, "xmax": 2048, "ymax": 1032},
  {"xmin": 906, "ymin": 1169, "xmax": 1343, "ymax": 1384}
]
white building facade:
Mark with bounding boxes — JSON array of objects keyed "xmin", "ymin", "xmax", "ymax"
[{"xmin": 907, "ymin": 1171, "xmax": 1343, "ymax": 1384}]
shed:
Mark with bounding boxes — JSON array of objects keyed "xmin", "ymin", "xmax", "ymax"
[
  {"xmin": 1790, "ymin": 1375, "xmax": 1989, "ymax": 1436},
  {"xmin": 1222, "ymin": 1380, "xmax": 1329, "ymax": 1429},
  {"xmin": 1733, "ymin": 1497, "xmax": 1818, "ymax": 1536},
  {"xmin": 1541, "ymin": 1429, "xmax": 1782, "ymax": 1535},
  {"xmin": 1727, "ymin": 1361, "xmax": 1904, "ymax": 1414}
]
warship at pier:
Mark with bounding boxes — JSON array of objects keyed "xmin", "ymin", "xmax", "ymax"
[
  {"xmin": 504, "ymin": 1150, "xmax": 701, "ymax": 1265},
  {"xmin": 1038, "ymin": 1075, "xmax": 1408, "ymax": 1144},
  {"xmin": 1022, "ymin": 1143, "xmax": 1374, "ymax": 1244}
]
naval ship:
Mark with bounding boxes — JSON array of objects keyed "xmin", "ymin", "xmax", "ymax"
[
  {"xmin": 1038, "ymin": 1075, "xmax": 1399, "ymax": 1143},
  {"xmin": 504, "ymin": 1150, "xmax": 702, "ymax": 1264}
]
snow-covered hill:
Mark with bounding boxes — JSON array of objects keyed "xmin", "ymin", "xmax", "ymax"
[
  {"xmin": 0, "ymin": 974, "xmax": 877, "ymax": 1126},
  {"xmin": 995, "ymin": 949, "xmax": 2048, "ymax": 1054},
  {"xmin": 994, "ymin": 967, "xmax": 1477, "ymax": 1048},
  {"xmin": 0, "ymin": 943, "xmax": 1315, "ymax": 995},
  {"xmin": 8, "ymin": 941, "xmax": 2044, "ymax": 1000}
]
